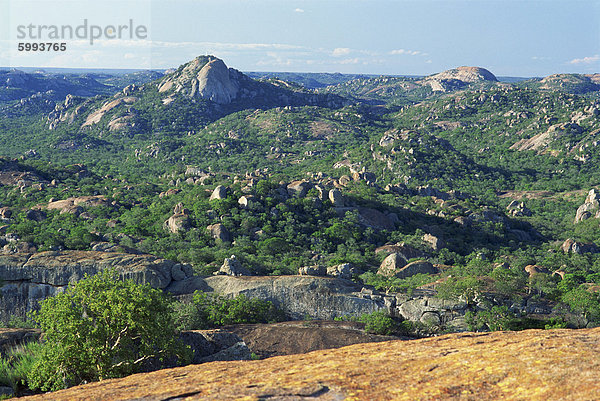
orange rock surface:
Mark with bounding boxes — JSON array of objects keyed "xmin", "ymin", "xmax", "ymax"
[{"xmin": 23, "ymin": 328, "xmax": 600, "ymax": 400}]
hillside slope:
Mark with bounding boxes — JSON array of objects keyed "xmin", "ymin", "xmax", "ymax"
[{"xmin": 22, "ymin": 327, "xmax": 600, "ymax": 400}]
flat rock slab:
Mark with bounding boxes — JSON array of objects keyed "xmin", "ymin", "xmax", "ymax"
[
  {"xmin": 22, "ymin": 327, "xmax": 600, "ymax": 400},
  {"xmin": 225, "ymin": 320, "xmax": 401, "ymax": 358}
]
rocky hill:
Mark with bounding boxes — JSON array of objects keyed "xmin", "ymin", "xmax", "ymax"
[
  {"xmin": 537, "ymin": 73, "xmax": 600, "ymax": 94},
  {"xmin": 46, "ymin": 56, "xmax": 348, "ymax": 135},
  {"xmin": 420, "ymin": 66, "xmax": 499, "ymax": 92},
  {"xmin": 20, "ymin": 327, "xmax": 600, "ymax": 400}
]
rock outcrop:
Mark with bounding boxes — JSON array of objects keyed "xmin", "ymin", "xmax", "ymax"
[
  {"xmin": 377, "ymin": 253, "xmax": 408, "ymax": 277},
  {"xmin": 394, "ymin": 260, "xmax": 438, "ymax": 280},
  {"xmin": 0, "ymin": 251, "xmax": 194, "ymax": 322},
  {"xmin": 179, "ymin": 330, "xmax": 251, "ymax": 364},
  {"xmin": 575, "ymin": 189, "xmax": 600, "ymax": 223},
  {"xmin": 215, "ymin": 255, "xmax": 251, "ymax": 276},
  {"xmin": 420, "ymin": 66, "xmax": 498, "ymax": 91},
  {"xmin": 158, "ymin": 56, "xmax": 239, "ymax": 104},
  {"xmin": 21, "ymin": 328, "xmax": 600, "ymax": 401},
  {"xmin": 164, "ymin": 206, "xmax": 192, "ymax": 234},
  {"xmin": 209, "ymin": 185, "xmax": 227, "ymax": 200},
  {"xmin": 561, "ymin": 238, "xmax": 598, "ymax": 254},
  {"xmin": 206, "ymin": 223, "xmax": 231, "ymax": 242}
]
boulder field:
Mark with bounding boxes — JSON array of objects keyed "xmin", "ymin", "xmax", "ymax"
[{"xmin": 20, "ymin": 327, "xmax": 600, "ymax": 400}]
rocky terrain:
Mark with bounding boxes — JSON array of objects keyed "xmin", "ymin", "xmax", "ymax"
[
  {"xmin": 20, "ymin": 327, "xmax": 600, "ymax": 400},
  {"xmin": 1, "ymin": 54, "xmax": 600, "ymax": 397}
]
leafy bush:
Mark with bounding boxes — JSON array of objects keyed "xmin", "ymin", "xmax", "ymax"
[
  {"xmin": 465, "ymin": 305, "xmax": 515, "ymax": 331},
  {"xmin": 359, "ymin": 272, "xmax": 436, "ymax": 295},
  {"xmin": 0, "ymin": 341, "xmax": 43, "ymax": 395},
  {"xmin": 358, "ymin": 311, "xmax": 400, "ymax": 336},
  {"xmin": 436, "ymin": 276, "xmax": 485, "ymax": 303},
  {"xmin": 27, "ymin": 270, "xmax": 190, "ymax": 392},
  {"xmin": 173, "ymin": 291, "xmax": 286, "ymax": 330}
]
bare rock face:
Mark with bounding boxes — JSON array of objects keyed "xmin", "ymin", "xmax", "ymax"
[
  {"xmin": 561, "ymin": 238, "xmax": 599, "ymax": 254},
  {"xmin": 394, "ymin": 260, "xmax": 438, "ymax": 280},
  {"xmin": 0, "ymin": 251, "xmax": 193, "ymax": 322},
  {"xmin": 421, "ymin": 66, "xmax": 498, "ymax": 91},
  {"xmin": 298, "ymin": 265, "xmax": 326, "ymax": 276},
  {"xmin": 209, "ymin": 185, "xmax": 228, "ymax": 200},
  {"xmin": 328, "ymin": 188, "xmax": 345, "ymax": 207},
  {"xmin": 195, "ymin": 59, "xmax": 239, "ymax": 104},
  {"xmin": 575, "ymin": 189, "xmax": 600, "ymax": 223},
  {"xmin": 164, "ymin": 214, "xmax": 191, "ymax": 234},
  {"xmin": 287, "ymin": 180, "xmax": 311, "ymax": 197},
  {"xmin": 158, "ymin": 56, "xmax": 239, "ymax": 105},
  {"xmin": 206, "ymin": 223, "xmax": 231, "ymax": 242},
  {"xmin": 423, "ymin": 233, "xmax": 445, "ymax": 251},
  {"xmin": 216, "ymin": 255, "xmax": 251, "ymax": 276},
  {"xmin": 377, "ymin": 253, "xmax": 408, "ymax": 277},
  {"xmin": 326, "ymin": 263, "xmax": 359, "ymax": 280},
  {"xmin": 25, "ymin": 328, "xmax": 600, "ymax": 401}
]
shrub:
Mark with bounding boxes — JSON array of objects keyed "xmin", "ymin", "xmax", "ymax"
[
  {"xmin": 173, "ymin": 291, "xmax": 286, "ymax": 330},
  {"xmin": 358, "ymin": 311, "xmax": 400, "ymax": 336},
  {"xmin": 0, "ymin": 341, "xmax": 43, "ymax": 395},
  {"xmin": 27, "ymin": 270, "xmax": 190, "ymax": 392},
  {"xmin": 465, "ymin": 305, "xmax": 515, "ymax": 331}
]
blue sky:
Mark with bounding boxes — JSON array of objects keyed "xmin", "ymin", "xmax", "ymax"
[{"xmin": 1, "ymin": 0, "xmax": 599, "ymax": 76}]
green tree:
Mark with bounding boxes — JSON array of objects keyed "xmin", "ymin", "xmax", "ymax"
[{"xmin": 27, "ymin": 270, "xmax": 190, "ymax": 392}]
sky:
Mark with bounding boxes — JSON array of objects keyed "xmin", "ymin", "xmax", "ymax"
[{"xmin": 0, "ymin": 0, "xmax": 599, "ymax": 77}]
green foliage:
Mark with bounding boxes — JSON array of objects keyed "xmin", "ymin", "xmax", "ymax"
[
  {"xmin": 0, "ymin": 341, "xmax": 43, "ymax": 394},
  {"xmin": 27, "ymin": 270, "xmax": 190, "ymax": 392},
  {"xmin": 359, "ymin": 272, "xmax": 436, "ymax": 295},
  {"xmin": 465, "ymin": 305, "xmax": 515, "ymax": 332},
  {"xmin": 436, "ymin": 276, "xmax": 485, "ymax": 303},
  {"xmin": 561, "ymin": 286, "xmax": 600, "ymax": 322},
  {"xmin": 173, "ymin": 291, "xmax": 286, "ymax": 330},
  {"xmin": 358, "ymin": 311, "xmax": 400, "ymax": 335}
]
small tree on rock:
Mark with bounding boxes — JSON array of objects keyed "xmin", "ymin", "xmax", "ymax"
[{"xmin": 27, "ymin": 269, "xmax": 190, "ymax": 392}]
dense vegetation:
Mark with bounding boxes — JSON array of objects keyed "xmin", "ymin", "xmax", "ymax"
[{"xmin": 1, "ymin": 57, "xmax": 600, "ymax": 348}]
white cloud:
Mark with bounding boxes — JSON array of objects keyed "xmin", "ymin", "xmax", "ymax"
[
  {"xmin": 389, "ymin": 49, "xmax": 421, "ymax": 56},
  {"xmin": 332, "ymin": 47, "xmax": 351, "ymax": 57},
  {"xmin": 294, "ymin": 8, "xmax": 304, "ymax": 13},
  {"xmin": 339, "ymin": 58, "xmax": 360, "ymax": 65},
  {"xmin": 569, "ymin": 55, "xmax": 600, "ymax": 65}
]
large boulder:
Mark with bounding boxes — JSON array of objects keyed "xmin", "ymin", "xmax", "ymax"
[
  {"xmin": 287, "ymin": 180, "xmax": 311, "ymax": 198},
  {"xmin": 377, "ymin": 253, "xmax": 408, "ymax": 277},
  {"xmin": 375, "ymin": 243, "xmax": 425, "ymax": 260},
  {"xmin": 423, "ymin": 233, "xmax": 445, "ymax": 251},
  {"xmin": 216, "ymin": 255, "xmax": 251, "ymax": 276},
  {"xmin": 25, "ymin": 209, "xmax": 46, "ymax": 222},
  {"xmin": 394, "ymin": 260, "xmax": 438, "ymax": 280},
  {"xmin": 298, "ymin": 265, "xmax": 326, "ymax": 276},
  {"xmin": 0, "ymin": 208, "xmax": 12, "ymax": 220},
  {"xmin": 179, "ymin": 330, "xmax": 251, "ymax": 364},
  {"xmin": 524, "ymin": 264, "xmax": 551, "ymax": 278},
  {"xmin": 206, "ymin": 223, "xmax": 231, "ymax": 242},
  {"xmin": 562, "ymin": 238, "xmax": 599, "ymax": 254},
  {"xmin": 326, "ymin": 263, "xmax": 359, "ymax": 280},
  {"xmin": 209, "ymin": 185, "xmax": 227, "ymax": 200},
  {"xmin": 328, "ymin": 189, "xmax": 345, "ymax": 207},
  {"xmin": 164, "ymin": 213, "xmax": 191, "ymax": 234},
  {"xmin": 575, "ymin": 189, "xmax": 600, "ymax": 223}
]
